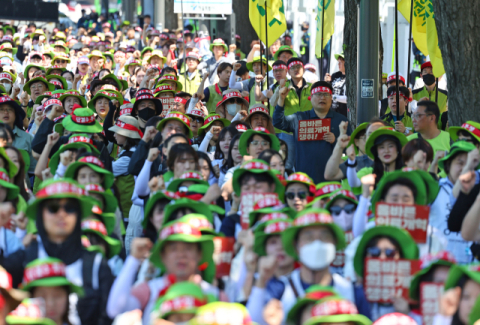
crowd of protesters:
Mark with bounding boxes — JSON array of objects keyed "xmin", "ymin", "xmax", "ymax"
[{"xmin": 0, "ymin": 14, "xmax": 478, "ymax": 325}]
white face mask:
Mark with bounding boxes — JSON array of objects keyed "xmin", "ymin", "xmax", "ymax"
[
  {"xmin": 299, "ymin": 240, "xmax": 336, "ymax": 271},
  {"xmin": 333, "ymin": 210, "xmax": 355, "ymax": 232},
  {"xmin": 2, "ymin": 83, "xmax": 11, "ymax": 93},
  {"xmin": 226, "ymin": 103, "xmax": 241, "ymax": 116},
  {"xmin": 66, "ymin": 81, "xmax": 73, "ymax": 90}
]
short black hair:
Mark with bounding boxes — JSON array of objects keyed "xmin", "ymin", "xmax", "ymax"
[
  {"xmin": 146, "ymin": 116, "xmax": 162, "ymax": 129},
  {"xmin": 287, "ymin": 57, "xmax": 303, "ymax": 67},
  {"xmin": 238, "ymin": 171, "xmax": 276, "ymax": 188},
  {"xmin": 235, "ymin": 61, "xmax": 249, "ymax": 77},
  {"xmin": 160, "ymin": 67, "xmax": 177, "ymax": 77},
  {"xmin": 386, "ymin": 86, "xmax": 409, "ymax": 99},
  {"xmin": 272, "ymin": 60, "xmax": 287, "ymax": 68},
  {"xmin": 311, "ymin": 81, "xmax": 333, "ymax": 93},
  {"xmin": 144, "ymin": 14, "xmax": 151, "ymax": 18},
  {"xmin": 247, "ymin": 133, "xmax": 272, "ymax": 148},
  {"xmin": 165, "ymin": 133, "xmax": 190, "ymax": 148},
  {"xmin": 218, "ymin": 62, "xmax": 233, "ymax": 75},
  {"xmin": 175, "ymin": 91, "xmax": 191, "ymax": 99},
  {"xmin": 417, "ymin": 100, "xmax": 440, "ymax": 124},
  {"xmin": 379, "ymin": 177, "xmax": 417, "ymax": 202},
  {"xmin": 457, "ymin": 130, "xmax": 480, "ymax": 147}
]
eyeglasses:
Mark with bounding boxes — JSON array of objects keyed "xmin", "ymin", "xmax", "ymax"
[
  {"xmin": 45, "ymin": 200, "xmax": 77, "ymax": 214},
  {"xmin": 192, "ymin": 117, "xmax": 204, "ymax": 124},
  {"xmin": 55, "ymin": 60, "xmax": 67, "ymax": 64},
  {"xmin": 30, "ymin": 83, "xmax": 45, "ymax": 90},
  {"xmin": 250, "ymin": 140, "xmax": 269, "ymax": 146},
  {"xmin": 0, "ymin": 108, "xmax": 14, "ymax": 114},
  {"xmin": 286, "ymin": 191, "xmax": 307, "ymax": 200},
  {"xmin": 366, "ymin": 247, "xmax": 397, "ymax": 258},
  {"xmin": 412, "ymin": 113, "xmax": 432, "ymax": 120},
  {"xmin": 289, "ymin": 65, "xmax": 302, "ymax": 70},
  {"xmin": 330, "ymin": 203, "xmax": 356, "ymax": 216}
]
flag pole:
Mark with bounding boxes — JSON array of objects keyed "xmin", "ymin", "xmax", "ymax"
[
  {"xmin": 264, "ymin": 2, "xmax": 270, "ymax": 110},
  {"xmin": 435, "ymin": 77, "xmax": 439, "ymax": 103},
  {"xmin": 260, "ymin": 13, "xmax": 264, "ymax": 95},
  {"xmin": 394, "ymin": 0, "xmax": 400, "ymax": 121},
  {"xmin": 180, "ymin": 0, "xmax": 187, "ymax": 93},
  {"xmin": 320, "ymin": 0, "xmax": 325, "ymax": 80},
  {"xmin": 406, "ymin": 0, "xmax": 414, "ymax": 88}
]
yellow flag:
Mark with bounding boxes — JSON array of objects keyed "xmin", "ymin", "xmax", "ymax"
[
  {"xmin": 425, "ymin": 2, "xmax": 445, "ymax": 76},
  {"xmin": 249, "ymin": 0, "xmax": 287, "ymax": 48},
  {"xmin": 398, "ymin": 0, "xmax": 427, "ymax": 56},
  {"xmin": 315, "ymin": 0, "xmax": 335, "ymax": 57},
  {"xmin": 397, "ymin": 0, "xmax": 444, "ymax": 76}
]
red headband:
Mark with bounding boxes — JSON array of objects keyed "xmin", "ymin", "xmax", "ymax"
[
  {"xmin": 115, "ymin": 119, "xmax": 144, "ymax": 138},
  {"xmin": 174, "ymin": 97, "xmax": 188, "ymax": 105},
  {"xmin": 288, "ymin": 60, "xmax": 303, "ymax": 69},
  {"xmin": 273, "ymin": 64, "xmax": 287, "ymax": 70},
  {"xmin": 311, "ymin": 86, "xmax": 332, "ymax": 95}
]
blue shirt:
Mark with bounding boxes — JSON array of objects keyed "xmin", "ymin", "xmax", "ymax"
[{"xmin": 273, "ymin": 105, "xmax": 351, "ymax": 183}]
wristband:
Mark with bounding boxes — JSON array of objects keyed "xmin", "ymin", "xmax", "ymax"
[{"xmin": 345, "ymin": 159, "xmax": 357, "ymax": 168}]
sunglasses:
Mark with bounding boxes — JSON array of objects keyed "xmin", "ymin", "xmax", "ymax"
[
  {"xmin": 366, "ymin": 247, "xmax": 397, "ymax": 258},
  {"xmin": 286, "ymin": 191, "xmax": 307, "ymax": 200},
  {"xmin": 45, "ymin": 200, "xmax": 77, "ymax": 214},
  {"xmin": 55, "ymin": 60, "xmax": 67, "ymax": 64},
  {"xmin": 192, "ymin": 117, "xmax": 204, "ymax": 124},
  {"xmin": 330, "ymin": 203, "xmax": 356, "ymax": 216}
]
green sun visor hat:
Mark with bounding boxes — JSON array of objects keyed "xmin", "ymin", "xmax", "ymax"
[
  {"xmin": 26, "ymin": 179, "xmax": 94, "ymax": 221},
  {"xmin": 304, "ymin": 297, "xmax": 372, "ymax": 325},
  {"xmin": 209, "ymin": 38, "xmax": 228, "ymax": 52},
  {"xmin": 58, "ymin": 90, "xmax": 88, "ymax": 107},
  {"xmin": 348, "ymin": 122, "xmax": 369, "ymax": 155},
  {"xmin": 353, "ymin": 225, "xmax": 419, "ymax": 278},
  {"xmin": 273, "ymin": 45, "xmax": 297, "ymax": 61},
  {"xmin": 238, "ymin": 127, "xmax": 280, "ymax": 156},
  {"xmin": 444, "ymin": 263, "xmax": 480, "ymax": 291},
  {"xmin": 198, "ymin": 114, "xmax": 231, "ymax": 136},
  {"xmin": 64, "ymin": 155, "xmax": 114, "ymax": 189},
  {"xmin": 325, "ymin": 189, "xmax": 358, "ymax": 211},
  {"xmin": 81, "ymin": 219, "xmax": 122, "ymax": 258},
  {"xmin": 0, "ymin": 168, "xmax": 19, "ymax": 201},
  {"xmin": 46, "ymin": 65, "xmax": 66, "ymax": 76},
  {"xmin": 6, "ymin": 298, "xmax": 57, "ymax": 325},
  {"xmin": 84, "ymin": 183, "xmax": 118, "ymax": 214},
  {"xmin": 438, "ymin": 141, "xmax": 477, "ymax": 171},
  {"xmin": 156, "ymin": 111, "xmax": 193, "ymax": 138},
  {"xmin": 143, "ymin": 191, "xmax": 177, "ymax": 229},
  {"xmin": 449, "ymin": 121, "xmax": 480, "ymax": 143},
  {"xmin": 152, "ymin": 282, "xmax": 207, "ymax": 320},
  {"xmin": 149, "ymin": 217, "xmax": 215, "ymax": 272},
  {"xmin": 370, "ymin": 167, "xmax": 439, "ymax": 214},
  {"xmin": 0, "ymin": 147, "xmax": 18, "ymax": 180},
  {"xmin": 48, "ymin": 134, "xmax": 100, "ymax": 176},
  {"xmin": 156, "ymin": 73, "xmax": 183, "ymax": 91},
  {"xmin": 246, "ymin": 56, "xmax": 272, "ymax": 72},
  {"xmin": 364, "ymin": 126, "xmax": 408, "ymax": 160},
  {"xmin": 20, "ymin": 258, "xmax": 83, "ymax": 295},
  {"xmin": 166, "ymin": 171, "xmax": 209, "ymax": 192},
  {"xmin": 23, "ymin": 76, "xmax": 55, "ymax": 95},
  {"xmin": 46, "ymin": 74, "xmax": 68, "ymax": 90},
  {"xmin": 281, "ymin": 208, "xmax": 346, "ymax": 260},
  {"xmin": 162, "ymin": 198, "xmax": 215, "ymax": 227},
  {"xmin": 62, "ymin": 107, "xmax": 103, "ymax": 133},
  {"xmin": 232, "ymin": 159, "xmax": 285, "ymax": 198},
  {"xmin": 101, "ymin": 73, "xmax": 124, "ymax": 91},
  {"xmin": 287, "ymin": 286, "xmax": 340, "ymax": 325},
  {"xmin": 253, "ymin": 218, "xmax": 292, "ymax": 256},
  {"xmin": 409, "ymin": 250, "xmax": 456, "ymax": 301}
]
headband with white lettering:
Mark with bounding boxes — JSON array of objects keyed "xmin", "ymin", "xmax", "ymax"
[{"xmin": 288, "ymin": 60, "xmax": 304, "ymax": 70}]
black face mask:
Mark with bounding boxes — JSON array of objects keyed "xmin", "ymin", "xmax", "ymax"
[
  {"xmin": 138, "ymin": 108, "xmax": 155, "ymax": 121},
  {"xmin": 236, "ymin": 41, "xmax": 241, "ymax": 48},
  {"xmin": 423, "ymin": 73, "xmax": 436, "ymax": 86}
]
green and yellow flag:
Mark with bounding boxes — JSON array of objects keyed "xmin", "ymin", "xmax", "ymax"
[
  {"xmin": 249, "ymin": 0, "xmax": 287, "ymax": 48},
  {"xmin": 398, "ymin": 0, "xmax": 444, "ymax": 76},
  {"xmin": 315, "ymin": 0, "xmax": 335, "ymax": 57}
]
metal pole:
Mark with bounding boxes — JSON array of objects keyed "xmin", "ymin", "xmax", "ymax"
[
  {"xmin": 435, "ymin": 78, "xmax": 439, "ymax": 103},
  {"xmin": 320, "ymin": 0, "xmax": 325, "ymax": 80},
  {"xmin": 357, "ymin": 0, "xmax": 379, "ymax": 124},
  {"xmin": 180, "ymin": 0, "xmax": 187, "ymax": 93},
  {"xmin": 264, "ymin": 1, "xmax": 270, "ymax": 107},
  {"xmin": 328, "ymin": 35, "xmax": 333, "ymax": 76},
  {"xmin": 406, "ymin": 0, "xmax": 414, "ymax": 88},
  {"xmin": 395, "ymin": 0, "xmax": 400, "ymax": 121}
]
